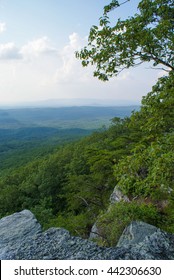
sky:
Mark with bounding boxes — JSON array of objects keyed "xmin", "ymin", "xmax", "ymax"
[{"xmin": 0, "ymin": 0, "xmax": 165, "ymax": 106}]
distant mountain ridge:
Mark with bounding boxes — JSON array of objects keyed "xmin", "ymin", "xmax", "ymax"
[
  {"xmin": 0, "ymin": 106, "xmax": 139, "ymax": 129},
  {"xmin": 0, "ymin": 98, "xmax": 140, "ymax": 108}
]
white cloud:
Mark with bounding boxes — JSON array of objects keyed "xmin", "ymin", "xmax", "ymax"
[
  {"xmin": 0, "ymin": 42, "xmax": 21, "ymax": 59},
  {"xmin": 0, "ymin": 22, "xmax": 6, "ymax": 34},
  {"xmin": 0, "ymin": 36, "xmax": 58, "ymax": 61},
  {"xmin": 0, "ymin": 32, "xmax": 157, "ymax": 104},
  {"xmin": 20, "ymin": 36, "xmax": 57, "ymax": 60},
  {"xmin": 67, "ymin": 32, "xmax": 83, "ymax": 49},
  {"xmin": 54, "ymin": 32, "xmax": 89, "ymax": 83}
]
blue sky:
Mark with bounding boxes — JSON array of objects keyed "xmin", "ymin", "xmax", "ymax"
[{"xmin": 0, "ymin": 0, "xmax": 165, "ymax": 105}]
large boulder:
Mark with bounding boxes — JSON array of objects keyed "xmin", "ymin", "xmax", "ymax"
[
  {"xmin": 116, "ymin": 221, "xmax": 174, "ymax": 260},
  {"xmin": 0, "ymin": 210, "xmax": 174, "ymax": 260},
  {"xmin": 0, "ymin": 210, "xmax": 42, "ymax": 259},
  {"xmin": 117, "ymin": 221, "xmax": 158, "ymax": 246}
]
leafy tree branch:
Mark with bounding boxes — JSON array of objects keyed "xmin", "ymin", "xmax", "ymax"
[{"xmin": 76, "ymin": 0, "xmax": 174, "ymax": 80}]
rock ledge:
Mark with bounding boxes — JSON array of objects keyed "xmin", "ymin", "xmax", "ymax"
[{"xmin": 0, "ymin": 210, "xmax": 174, "ymax": 260}]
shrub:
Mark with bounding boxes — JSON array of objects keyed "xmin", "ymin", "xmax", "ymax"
[{"xmin": 95, "ymin": 201, "xmax": 159, "ymax": 247}]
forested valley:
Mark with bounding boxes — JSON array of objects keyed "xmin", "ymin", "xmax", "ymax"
[{"xmin": 0, "ymin": 106, "xmax": 136, "ymax": 174}]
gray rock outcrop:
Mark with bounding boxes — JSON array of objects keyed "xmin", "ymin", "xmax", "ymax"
[
  {"xmin": 117, "ymin": 221, "xmax": 174, "ymax": 260},
  {"xmin": 110, "ymin": 185, "xmax": 130, "ymax": 204},
  {"xmin": 117, "ymin": 221, "xmax": 158, "ymax": 247},
  {"xmin": 0, "ymin": 210, "xmax": 42, "ymax": 259},
  {"xmin": 0, "ymin": 210, "xmax": 174, "ymax": 260},
  {"xmin": 89, "ymin": 185, "xmax": 129, "ymax": 239},
  {"xmin": 89, "ymin": 222, "xmax": 100, "ymax": 239}
]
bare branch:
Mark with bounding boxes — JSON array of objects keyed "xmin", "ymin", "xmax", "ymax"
[
  {"xmin": 119, "ymin": 0, "xmax": 130, "ymax": 7},
  {"xmin": 146, "ymin": 66, "xmax": 171, "ymax": 72}
]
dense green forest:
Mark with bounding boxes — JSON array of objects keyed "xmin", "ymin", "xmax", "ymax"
[
  {"xmin": 0, "ymin": 106, "xmax": 136, "ymax": 174},
  {"xmin": 0, "ymin": 106, "xmax": 137, "ymax": 129},
  {"xmin": 0, "ymin": 127, "xmax": 94, "ymax": 174}
]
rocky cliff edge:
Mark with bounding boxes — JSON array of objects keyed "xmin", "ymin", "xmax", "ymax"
[{"xmin": 0, "ymin": 210, "xmax": 174, "ymax": 260}]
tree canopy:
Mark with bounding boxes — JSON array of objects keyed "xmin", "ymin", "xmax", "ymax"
[{"xmin": 76, "ymin": 0, "xmax": 174, "ymax": 81}]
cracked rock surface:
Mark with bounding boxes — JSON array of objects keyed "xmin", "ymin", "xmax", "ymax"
[{"xmin": 0, "ymin": 210, "xmax": 174, "ymax": 260}]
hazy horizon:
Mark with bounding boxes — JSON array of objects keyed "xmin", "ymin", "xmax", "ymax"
[{"xmin": 0, "ymin": 97, "xmax": 140, "ymax": 109}]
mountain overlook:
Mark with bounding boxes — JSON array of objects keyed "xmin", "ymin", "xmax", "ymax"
[{"xmin": 0, "ymin": 74, "xmax": 174, "ymax": 253}]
